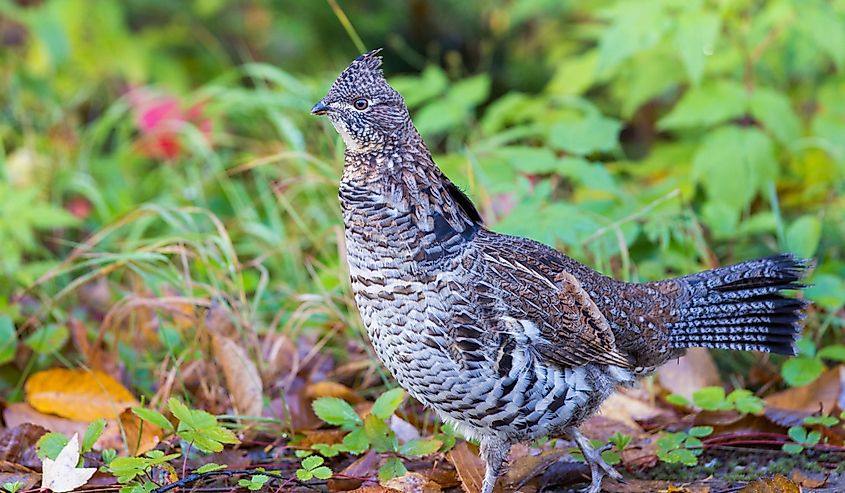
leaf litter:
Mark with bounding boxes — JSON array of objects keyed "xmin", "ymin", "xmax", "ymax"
[{"xmin": 1, "ymin": 304, "xmax": 843, "ymax": 492}]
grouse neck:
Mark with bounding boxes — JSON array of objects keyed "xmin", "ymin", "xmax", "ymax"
[{"xmin": 340, "ymin": 143, "xmax": 482, "ymax": 238}]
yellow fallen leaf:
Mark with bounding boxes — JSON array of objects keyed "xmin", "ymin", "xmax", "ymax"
[
  {"xmin": 41, "ymin": 433, "xmax": 96, "ymax": 492},
  {"xmin": 306, "ymin": 381, "xmax": 364, "ymax": 403},
  {"xmin": 26, "ymin": 368, "xmax": 138, "ymax": 422},
  {"xmin": 119, "ymin": 408, "xmax": 163, "ymax": 456}
]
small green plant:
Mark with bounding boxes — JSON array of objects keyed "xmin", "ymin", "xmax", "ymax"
[
  {"xmin": 2, "ymin": 481, "xmax": 23, "ymax": 493},
  {"xmin": 781, "ymin": 338, "xmax": 845, "ymax": 387},
  {"xmin": 101, "ymin": 448, "xmax": 118, "ymax": 467},
  {"xmin": 311, "ymin": 388, "xmax": 442, "ymax": 482},
  {"xmin": 112, "ymin": 401, "xmax": 241, "ymax": 492},
  {"xmin": 36, "ymin": 419, "xmax": 106, "ymax": 461},
  {"xmin": 666, "ymin": 387, "xmax": 764, "ymax": 414},
  {"xmin": 108, "ymin": 450, "xmax": 181, "ymax": 492},
  {"xmin": 167, "ymin": 398, "xmax": 240, "ymax": 453},
  {"xmin": 238, "ymin": 473, "xmax": 271, "ymax": 491},
  {"xmin": 782, "ymin": 426, "xmax": 821, "ymax": 454},
  {"xmin": 195, "ymin": 463, "xmax": 227, "ymax": 473},
  {"xmin": 656, "ymin": 426, "xmax": 713, "ymax": 466},
  {"xmin": 296, "ymin": 455, "xmax": 332, "ymax": 481}
]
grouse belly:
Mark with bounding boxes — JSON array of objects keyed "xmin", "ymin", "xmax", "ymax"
[{"xmin": 344, "ymin": 228, "xmax": 613, "ymax": 442}]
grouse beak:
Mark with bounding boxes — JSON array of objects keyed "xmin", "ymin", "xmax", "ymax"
[{"xmin": 311, "ymin": 100, "xmax": 329, "ymax": 116}]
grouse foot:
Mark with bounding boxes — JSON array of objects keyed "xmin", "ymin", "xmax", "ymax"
[{"xmin": 570, "ymin": 429, "xmax": 624, "ymax": 493}]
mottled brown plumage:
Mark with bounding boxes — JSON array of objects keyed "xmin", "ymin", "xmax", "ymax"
[{"xmin": 312, "ymin": 50, "xmax": 809, "ymax": 493}]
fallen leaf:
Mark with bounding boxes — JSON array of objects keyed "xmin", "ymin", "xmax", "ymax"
[
  {"xmin": 603, "ymin": 480, "xmax": 710, "ymax": 492},
  {"xmin": 349, "ymin": 487, "xmax": 402, "ymax": 493},
  {"xmin": 261, "ymin": 333, "xmax": 298, "ymax": 383},
  {"xmin": 447, "ymin": 441, "xmax": 493, "ymax": 493},
  {"xmin": 657, "ymin": 348, "xmax": 721, "ymax": 400},
  {"xmin": 504, "ymin": 448, "xmax": 567, "ymax": 493},
  {"xmin": 598, "ymin": 390, "xmax": 668, "ymax": 429},
  {"xmin": 534, "ymin": 459, "xmax": 591, "ymax": 493},
  {"xmin": 329, "ymin": 449, "xmax": 380, "ymax": 491},
  {"xmin": 581, "ymin": 415, "xmax": 643, "ymax": 442},
  {"xmin": 307, "ymin": 381, "xmax": 364, "ymax": 403},
  {"xmin": 298, "ymin": 429, "xmax": 347, "ymax": 448},
  {"xmin": 385, "ymin": 472, "xmax": 441, "ymax": 493},
  {"xmin": 41, "ymin": 434, "xmax": 96, "ymax": 492},
  {"xmin": 118, "ymin": 408, "xmax": 163, "ymax": 455},
  {"xmin": 791, "ymin": 469, "xmax": 826, "ymax": 488},
  {"xmin": 407, "ymin": 459, "xmax": 459, "ymax": 489},
  {"xmin": 764, "ymin": 365, "xmax": 843, "ymax": 427},
  {"xmin": 390, "ymin": 415, "xmax": 421, "ymax": 443},
  {"xmin": 0, "ymin": 471, "xmax": 40, "ymax": 490},
  {"xmin": 211, "ymin": 333, "xmax": 263, "ymax": 418},
  {"xmin": 25, "ymin": 368, "xmax": 138, "ymax": 421},
  {"xmin": 3, "ymin": 403, "xmax": 89, "ymax": 443},
  {"xmin": 0, "ymin": 423, "xmax": 49, "ymax": 470},
  {"xmin": 739, "ymin": 474, "xmax": 800, "ymax": 493}
]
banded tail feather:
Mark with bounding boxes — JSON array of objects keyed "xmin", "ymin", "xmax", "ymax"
[{"xmin": 666, "ymin": 254, "xmax": 810, "ymax": 355}]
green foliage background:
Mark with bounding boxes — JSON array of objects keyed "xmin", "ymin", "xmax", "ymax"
[{"xmin": 1, "ymin": 0, "xmax": 844, "ymax": 393}]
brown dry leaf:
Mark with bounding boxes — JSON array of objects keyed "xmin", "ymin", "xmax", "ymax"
[
  {"xmin": 211, "ymin": 333, "xmax": 263, "ymax": 418},
  {"xmin": 598, "ymin": 390, "xmax": 667, "ymax": 429},
  {"xmin": 504, "ymin": 448, "xmax": 567, "ymax": 493},
  {"xmin": 298, "ymin": 429, "xmax": 347, "ymax": 448},
  {"xmin": 329, "ymin": 449, "xmax": 380, "ymax": 491},
  {"xmin": 118, "ymin": 408, "xmax": 163, "ymax": 455},
  {"xmin": 791, "ymin": 469, "xmax": 826, "ymax": 488},
  {"xmin": 25, "ymin": 368, "xmax": 138, "ymax": 421},
  {"xmin": 581, "ymin": 415, "xmax": 643, "ymax": 442},
  {"xmin": 0, "ymin": 471, "xmax": 40, "ymax": 490},
  {"xmin": 603, "ymin": 480, "xmax": 709, "ymax": 493},
  {"xmin": 4, "ymin": 403, "xmax": 89, "ymax": 442},
  {"xmin": 764, "ymin": 365, "xmax": 843, "ymax": 427},
  {"xmin": 349, "ymin": 487, "xmax": 402, "ymax": 493},
  {"xmin": 408, "ymin": 460, "xmax": 459, "ymax": 489},
  {"xmin": 657, "ymin": 348, "xmax": 721, "ymax": 400},
  {"xmin": 739, "ymin": 474, "xmax": 800, "ymax": 493},
  {"xmin": 0, "ymin": 423, "xmax": 48, "ymax": 470},
  {"xmin": 306, "ymin": 381, "xmax": 363, "ymax": 403},
  {"xmin": 385, "ymin": 472, "xmax": 442, "ymax": 493},
  {"xmin": 447, "ymin": 441, "xmax": 494, "ymax": 493}
]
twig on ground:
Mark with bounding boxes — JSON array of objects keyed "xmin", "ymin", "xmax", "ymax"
[{"xmin": 151, "ymin": 469, "xmax": 324, "ymax": 493}]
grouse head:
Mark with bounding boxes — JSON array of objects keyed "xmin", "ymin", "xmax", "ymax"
[{"xmin": 312, "ymin": 49, "xmax": 412, "ymax": 153}]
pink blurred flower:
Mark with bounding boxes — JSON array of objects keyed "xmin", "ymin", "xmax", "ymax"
[{"xmin": 126, "ymin": 87, "xmax": 212, "ymax": 160}]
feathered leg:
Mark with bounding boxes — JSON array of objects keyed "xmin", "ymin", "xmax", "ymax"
[{"xmin": 479, "ymin": 437, "xmax": 510, "ymax": 493}]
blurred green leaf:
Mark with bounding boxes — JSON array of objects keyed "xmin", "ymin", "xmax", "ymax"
[
  {"xmin": 658, "ymin": 81, "xmax": 746, "ymax": 129},
  {"xmin": 692, "ymin": 126, "xmax": 778, "ymax": 212},
  {"xmin": 782, "ymin": 356, "xmax": 825, "ymax": 387},
  {"xmin": 786, "ymin": 215, "xmax": 822, "ymax": 258},
  {"xmin": 0, "ymin": 316, "xmax": 18, "ymax": 365},
  {"xmin": 805, "ymin": 274, "xmax": 845, "ymax": 311},
  {"xmin": 675, "ymin": 12, "xmax": 721, "ymax": 84},
  {"xmin": 548, "ymin": 114, "xmax": 621, "ymax": 155},
  {"xmin": 818, "ymin": 345, "xmax": 845, "ymax": 362},
  {"xmin": 597, "ymin": 2, "xmax": 669, "ymax": 73},
  {"xmin": 24, "ymin": 325, "xmax": 69, "ymax": 355},
  {"xmin": 749, "ymin": 88, "xmax": 802, "ymax": 145},
  {"xmin": 797, "ymin": 2, "xmax": 845, "ymax": 69}
]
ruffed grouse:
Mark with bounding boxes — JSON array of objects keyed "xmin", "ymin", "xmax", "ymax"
[{"xmin": 312, "ymin": 50, "xmax": 808, "ymax": 493}]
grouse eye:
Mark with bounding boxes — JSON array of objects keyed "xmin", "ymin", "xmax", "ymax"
[{"xmin": 353, "ymin": 98, "xmax": 369, "ymax": 110}]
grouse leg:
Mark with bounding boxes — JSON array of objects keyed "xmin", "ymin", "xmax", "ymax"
[
  {"xmin": 570, "ymin": 429, "xmax": 624, "ymax": 493},
  {"xmin": 479, "ymin": 437, "xmax": 510, "ymax": 493}
]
